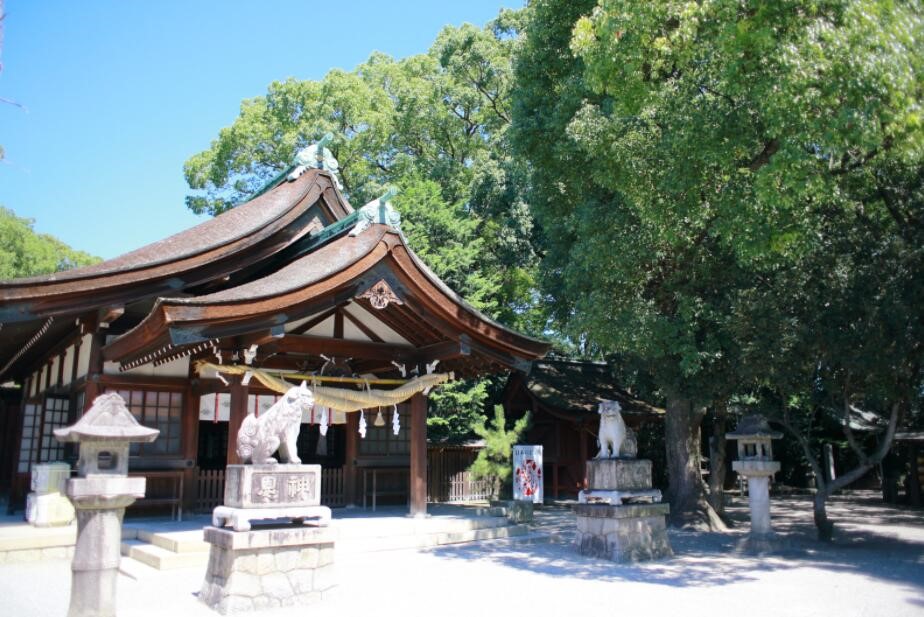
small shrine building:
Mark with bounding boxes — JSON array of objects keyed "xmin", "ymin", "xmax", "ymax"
[
  {"xmin": 502, "ymin": 359, "xmax": 663, "ymax": 498},
  {"xmin": 0, "ymin": 145, "xmax": 549, "ymax": 516}
]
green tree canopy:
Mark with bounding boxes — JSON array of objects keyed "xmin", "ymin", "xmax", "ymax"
[
  {"xmin": 184, "ymin": 12, "xmax": 550, "ymax": 443},
  {"xmin": 0, "ymin": 206, "xmax": 99, "ymax": 280},
  {"xmin": 512, "ymin": 0, "xmax": 923, "ymax": 529}
]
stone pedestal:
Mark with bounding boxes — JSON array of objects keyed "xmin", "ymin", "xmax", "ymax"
[
  {"xmin": 574, "ymin": 503, "xmax": 672, "ymax": 562},
  {"xmin": 26, "ymin": 462, "xmax": 75, "ymax": 527},
  {"xmin": 574, "ymin": 459, "xmax": 672, "ymax": 563},
  {"xmin": 54, "ymin": 392, "xmax": 159, "ymax": 617},
  {"xmin": 200, "ymin": 525, "xmax": 337, "ymax": 614},
  {"xmin": 579, "ymin": 458, "xmax": 663, "ymax": 505},
  {"xmin": 215, "ymin": 464, "xmax": 330, "ymax": 532},
  {"xmin": 732, "ymin": 459, "xmax": 780, "ymax": 543},
  {"xmin": 68, "ymin": 494, "xmax": 139, "ymax": 617}
]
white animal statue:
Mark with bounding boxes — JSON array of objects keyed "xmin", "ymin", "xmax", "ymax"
[
  {"xmin": 236, "ymin": 382, "xmax": 314, "ymax": 465},
  {"xmin": 595, "ymin": 400, "xmax": 627, "ymax": 459}
]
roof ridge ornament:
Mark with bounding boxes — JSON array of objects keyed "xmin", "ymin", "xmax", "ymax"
[
  {"xmin": 349, "ymin": 187, "xmax": 401, "ymax": 237},
  {"xmin": 288, "ymin": 132, "xmax": 342, "ymax": 189}
]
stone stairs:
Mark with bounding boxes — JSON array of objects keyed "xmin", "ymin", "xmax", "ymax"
[{"xmin": 118, "ymin": 509, "xmax": 530, "ymax": 571}]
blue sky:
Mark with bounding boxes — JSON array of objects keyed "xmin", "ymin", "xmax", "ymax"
[{"xmin": 0, "ymin": 1, "xmax": 520, "ymax": 259}]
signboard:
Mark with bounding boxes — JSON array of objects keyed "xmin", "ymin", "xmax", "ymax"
[{"xmin": 513, "ymin": 445, "xmax": 543, "ymax": 503}]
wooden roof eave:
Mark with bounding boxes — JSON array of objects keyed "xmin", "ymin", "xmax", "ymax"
[
  {"xmin": 103, "ymin": 226, "xmax": 550, "ymax": 372},
  {"xmin": 388, "ymin": 242, "xmax": 550, "ymax": 362},
  {"xmin": 0, "ymin": 172, "xmax": 341, "ymax": 321},
  {"xmin": 102, "ymin": 228, "xmax": 391, "ymax": 363}
]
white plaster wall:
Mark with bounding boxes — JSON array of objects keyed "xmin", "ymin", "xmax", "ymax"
[
  {"xmin": 305, "ymin": 315, "xmax": 335, "ymax": 337},
  {"xmin": 61, "ymin": 345, "xmax": 75, "ymax": 386},
  {"xmin": 49, "ymin": 356, "xmax": 60, "ymax": 387},
  {"xmin": 346, "ymin": 303, "xmax": 411, "ymax": 344},
  {"xmin": 75, "ymin": 334, "xmax": 92, "ymax": 379}
]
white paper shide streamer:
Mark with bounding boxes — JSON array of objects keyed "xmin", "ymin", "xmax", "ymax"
[{"xmin": 317, "ymin": 405, "xmax": 329, "ymax": 436}]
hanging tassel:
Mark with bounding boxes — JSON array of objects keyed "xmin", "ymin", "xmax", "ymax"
[
  {"xmin": 392, "ymin": 404, "xmax": 400, "ymax": 436},
  {"xmin": 359, "ymin": 410, "xmax": 367, "ymax": 439},
  {"xmin": 318, "ymin": 405, "xmax": 329, "ymax": 436}
]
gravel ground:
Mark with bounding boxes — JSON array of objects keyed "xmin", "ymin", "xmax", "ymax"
[{"xmin": 1, "ymin": 492, "xmax": 921, "ymax": 617}]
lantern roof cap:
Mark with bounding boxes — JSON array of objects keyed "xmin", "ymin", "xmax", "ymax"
[
  {"xmin": 726, "ymin": 414, "xmax": 782, "ymax": 440},
  {"xmin": 55, "ymin": 393, "xmax": 159, "ymax": 443}
]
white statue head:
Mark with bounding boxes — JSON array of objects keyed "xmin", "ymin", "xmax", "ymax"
[
  {"xmin": 283, "ymin": 381, "xmax": 314, "ymax": 410},
  {"xmin": 598, "ymin": 400, "xmax": 622, "ymax": 417}
]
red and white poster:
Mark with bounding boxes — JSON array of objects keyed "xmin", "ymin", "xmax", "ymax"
[{"xmin": 513, "ymin": 445, "xmax": 543, "ymax": 503}]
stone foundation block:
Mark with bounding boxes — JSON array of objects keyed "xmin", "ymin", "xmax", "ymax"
[
  {"xmin": 574, "ymin": 503, "xmax": 672, "ymax": 563},
  {"xmin": 26, "ymin": 492, "xmax": 76, "ymax": 527},
  {"xmin": 490, "ymin": 499, "xmax": 534, "ymax": 523},
  {"xmin": 586, "ymin": 459, "xmax": 652, "ymax": 491},
  {"xmin": 200, "ymin": 525, "xmax": 337, "ymax": 614}
]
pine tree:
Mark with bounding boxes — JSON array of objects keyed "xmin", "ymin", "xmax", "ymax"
[{"xmin": 469, "ymin": 405, "xmax": 530, "ymax": 500}]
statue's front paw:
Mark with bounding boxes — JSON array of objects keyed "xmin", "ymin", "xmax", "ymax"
[{"xmin": 290, "ymin": 456, "xmax": 302, "ymax": 464}]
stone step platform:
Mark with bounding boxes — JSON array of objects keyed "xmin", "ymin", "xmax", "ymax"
[
  {"xmin": 121, "ymin": 539, "xmax": 208, "ymax": 570},
  {"xmin": 117, "ymin": 509, "xmax": 528, "ymax": 570}
]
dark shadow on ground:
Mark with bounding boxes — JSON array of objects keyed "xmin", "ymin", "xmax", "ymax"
[{"xmin": 427, "ymin": 493, "xmax": 924, "ymax": 596}]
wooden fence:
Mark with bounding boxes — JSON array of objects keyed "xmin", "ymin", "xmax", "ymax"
[
  {"xmin": 194, "ymin": 466, "xmax": 346, "ymax": 512},
  {"xmin": 441, "ymin": 471, "xmax": 492, "ymax": 502},
  {"xmin": 321, "ymin": 466, "xmax": 345, "ymax": 507},
  {"xmin": 195, "ymin": 468, "xmax": 225, "ymax": 513},
  {"xmin": 428, "ymin": 446, "xmax": 491, "ymax": 502}
]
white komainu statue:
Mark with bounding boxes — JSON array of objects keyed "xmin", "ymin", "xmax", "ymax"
[
  {"xmin": 236, "ymin": 382, "xmax": 314, "ymax": 465},
  {"xmin": 595, "ymin": 400, "xmax": 627, "ymax": 459}
]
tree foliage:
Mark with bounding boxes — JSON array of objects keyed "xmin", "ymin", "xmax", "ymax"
[
  {"xmin": 469, "ymin": 405, "xmax": 531, "ymax": 500},
  {"xmin": 184, "ymin": 12, "xmax": 549, "ymax": 442},
  {"xmin": 0, "ymin": 206, "xmax": 99, "ymax": 280},
  {"xmin": 512, "ymin": 0, "xmax": 923, "ymax": 532}
]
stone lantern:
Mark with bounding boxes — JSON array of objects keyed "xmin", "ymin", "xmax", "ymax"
[
  {"xmin": 55, "ymin": 393, "xmax": 158, "ymax": 617},
  {"xmin": 727, "ymin": 414, "xmax": 782, "ymax": 543}
]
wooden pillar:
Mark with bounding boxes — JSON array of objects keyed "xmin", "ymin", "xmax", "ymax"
[
  {"xmin": 409, "ymin": 393, "xmax": 427, "ymax": 517},
  {"xmin": 909, "ymin": 444, "xmax": 922, "ymax": 507},
  {"xmin": 553, "ymin": 417, "xmax": 562, "ymax": 499},
  {"xmin": 344, "ymin": 412, "xmax": 359, "ymax": 506},
  {"xmin": 579, "ymin": 421, "xmax": 588, "ymax": 491},
  {"xmin": 226, "ymin": 377, "xmax": 248, "ymax": 466},
  {"xmin": 182, "ymin": 376, "xmax": 201, "ymax": 511},
  {"xmin": 83, "ymin": 332, "xmax": 106, "ymax": 410}
]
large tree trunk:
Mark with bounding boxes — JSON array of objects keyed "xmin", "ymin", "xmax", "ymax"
[
  {"xmin": 813, "ymin": 489, "xmax": 834, "ymax": 541},
  {"xmin": 665, "ymin": 396, "xmax": 726, "ymax": 530},
  {"xmin": 707, "ymin": 404, "xmax": 729, "ymax": 516}
]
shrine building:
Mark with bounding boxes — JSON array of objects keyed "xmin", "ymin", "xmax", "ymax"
[{"xmin": 0, "ymin": 143, "xmax": 550, "ymax": 517}]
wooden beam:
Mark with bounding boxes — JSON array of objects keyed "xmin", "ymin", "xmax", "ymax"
[
  {"xmin": 96, "ymin": 373, "xmax": 190, "ymax": 390},
  {"xmin": 341, "ymin": 307, "xmax": 383, "ymax": 343},
  {"xmin": 272, "ymin": 335, "xmax": 419, "ymax": 362},
  {"xmin": 290, "ymin": 306, "xmax": 340, "ymax": 335},
  {"xmin": 333, "ymin": 309, "xmax": 344, "ymax": 339},
  {"xmin": 409, "ymin": 393, "xmax": 427, "ymax": 517}
]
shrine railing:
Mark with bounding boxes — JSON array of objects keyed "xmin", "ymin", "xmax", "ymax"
[
  {"xmin": 320, "ymin": 466, "xmax": 345, "ymax": 507},
  {"xmin": 195, "ymin": 468, "xmax": 225, "ymax": 513}
]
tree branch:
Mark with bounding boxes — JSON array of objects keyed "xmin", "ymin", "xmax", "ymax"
[
  {"xmin": 774, "ymin": 406, "xmax": 826, "ymax": 493},
  {"xmin": 840, "ymin": 376, "xmax": 869, "ymax": 465},
  {"xmin": 829, "ymin": 401, "xmax": 901, "ymax": 493}
]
